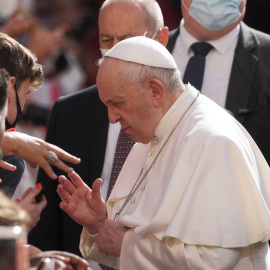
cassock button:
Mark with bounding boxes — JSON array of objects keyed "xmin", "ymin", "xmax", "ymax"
[
  {"xmin": 131, "ymin": 197, "xmax": 136, "ymax": 204},
  {"xmin": 153, "ymin": 139, "xmax": 158, "ymax": 144},
  {"xmin": 141, "ymin": 185, "xmax": 145, "ymax": 191},
  {"xmin": 147, "ymin": 152, "xmax": 152, "ymax": 157}
]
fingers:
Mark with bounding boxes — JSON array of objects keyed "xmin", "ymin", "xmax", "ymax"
[
  {"xmin": 58, "ymin": 175, "xmax": 76, "ymax": 194},
  {"xmin": 41, "ymin": 147, "xmax": 80, "ymax": 179},
  {"xmin": 36, "ymin": 251, "xmax": 90, "ymax": 269},
  {"xmin": 35, "ymin": 155, "xmax": 73, "ymax": 180},
  {"xmin": 20, "ymin": 183, "xmax": 43, "ymax": 203},
  {"xmin": 57, "ymin": 184, "xmax": 70, "ymax": 201},
  {"xmin": 50, "ymin": 251, "xmax": 90, "ymax": 269},
  {"xmin": 21, "ymin": 187, "xmax": 33, "ymax": 200},
  {"xmin": 91, "ymin": 178, "xmax": 103, "ymax": 202},
  {"xmin": 68, "ymin": 254, "xmax": 90, "ymax": 268},
  {"xmin": 3, "ymin": 131, "xmax": 80, "ymax": 179},
  {"xmin": 57, "ymin": 177, "xmax": 73, "ymax": 205},
  {"xmin": 67, "ymin": 171, "xmax": 86, "ymax": 189},
  {"xmin": 0, "ymin": 160, "xmax": 17, "ymax": 171},
  {"xmin": 38, "ymin": 158, "xmax": 57, "ymax": 179},
  {"xmin": 52, "ymin": 159, "xmax": 74, "ymax": 174},
  {"xmin": 36, "ymin": 195, "xmax": 47, "ymax": 210},
  {"xmin": 48, "ymin": 144, "xmax": 81, "ymax": 165}
]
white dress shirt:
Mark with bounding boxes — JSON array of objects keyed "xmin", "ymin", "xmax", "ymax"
[{"xmin": 172, "ymin": 19, "xmax": 240, "ymax": 108}]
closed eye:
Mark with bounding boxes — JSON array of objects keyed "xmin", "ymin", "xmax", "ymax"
[{"xmin": 111, "ymin": 101, "xmax": 123, "ymax": 107}]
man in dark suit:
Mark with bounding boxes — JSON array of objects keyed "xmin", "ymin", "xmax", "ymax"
[
  {"xmin": 166, "ymin": 0, "xmax": 270, "ymax": 165},
  {"xmin": 28, "ymin": 0, "xmax": 169, "ymax": 262}
]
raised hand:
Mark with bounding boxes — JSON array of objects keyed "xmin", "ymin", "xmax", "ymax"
[
  {"xmin": 15, "ymin": 183, "xmax": 47, "ymax": 230},
  {"xmin": 57, "ymin": 171, "xmax": 107, "ymax": 234}
]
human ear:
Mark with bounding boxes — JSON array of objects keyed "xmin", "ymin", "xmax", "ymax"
[
  {"xmin": 7, "ymin": 77, "xmax": 16, "ymax": 103},
  {"xmin": 156, "ymin": 27, "xmax": 169, "ymax": 47},
  {"xmin": 148, "ymin": 78, "xmax": 166, "ymax": 107}
]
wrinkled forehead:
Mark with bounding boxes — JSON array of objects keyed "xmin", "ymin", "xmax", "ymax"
[
  {"xmin": 97, "ymin": 58, "xmax": 120, "ymax": 86},
  {"xmin": 98, "ymin": 1, "xmax": 148, "ymax": 34}
]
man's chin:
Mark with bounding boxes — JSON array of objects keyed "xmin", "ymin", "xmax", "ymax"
[{"xmin": 131, "ymin": 135, "xmax": 151, "ymax": 145}]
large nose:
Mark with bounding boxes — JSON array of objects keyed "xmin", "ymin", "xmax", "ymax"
[{"xmin": 108, "ymin": 108, "xmax": 121, "ymax": 124}]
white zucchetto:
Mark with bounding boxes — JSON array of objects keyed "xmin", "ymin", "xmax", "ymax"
[{"xmin": 104, "ymin": 36, "xmax": 178, "ymax": 69}]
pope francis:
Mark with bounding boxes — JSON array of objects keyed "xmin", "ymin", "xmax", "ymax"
[{"xmin": 57, "ymin": 36, "xmax": 270, "ymax": 269}]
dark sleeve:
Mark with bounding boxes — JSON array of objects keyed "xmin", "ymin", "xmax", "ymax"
[{"xmin": 226, "ymin": 24, "xmax": 270, "ymax": 165}]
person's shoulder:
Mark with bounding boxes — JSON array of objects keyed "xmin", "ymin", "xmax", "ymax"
[
  {"xmin": 58, "ymin": 85, "xmax": 99, "ymax": 103},
  {"xmin": 167, "ymin": 28, "xmax": 180, "ymax": 52},
  {"xmin": 240, "ymin": 22, "xmax": 270, "ymax": 44},
  {"xmin": 168, "ymin": 28, "xmax": 180, "ymax": 38},
  {"xmin": 49, "ymin": 84, "xmax": 101, "ymax": 116},
  {"xmin": 52, "ymin": 85, "xmax": 101, "ymax": 110}
]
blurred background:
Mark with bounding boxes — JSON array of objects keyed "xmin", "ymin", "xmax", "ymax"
[{"xmin": 0, "ymin": 0, "xmax": 268, "ymax": 196}]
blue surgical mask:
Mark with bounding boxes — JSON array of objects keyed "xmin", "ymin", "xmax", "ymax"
[{"xmin": 182, "ymin": 0, "xmax": 245, "ymax": 31}]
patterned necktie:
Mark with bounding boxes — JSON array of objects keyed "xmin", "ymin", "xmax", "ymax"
[
  {"xmin": 100, "ymin": 129, "xmax": 134, "ymax": 270},
  {"xmin": 106, "ymin": 129, "xmax": 135, "ymax": 201},
  {"xmin": 183, "ymin": 42, "xmax": 213, "ymax": 91}
]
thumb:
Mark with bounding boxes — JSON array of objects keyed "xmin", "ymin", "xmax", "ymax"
[{"xmin": 91, "ymin": 178, "xmax": 103, "ymax": 202}]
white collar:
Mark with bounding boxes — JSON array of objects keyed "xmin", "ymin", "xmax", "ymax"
[{"xmin": 154, "ymin": 84, "xmax": 199, "ymax": 139}]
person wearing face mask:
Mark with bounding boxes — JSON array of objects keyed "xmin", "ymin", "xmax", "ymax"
[
  {"xmin": 0, "ymin": 32, "xmax": 43, "ymax": 197},
  {"xmin": 0, "ymin": 34, "xmax": 81, "ymax": 203},
  {"xmin": 166, "ymin": 0, "xmax": 270, "ymax": 166},
  {"xmin": 28, "ymin": 0, "xmax": 168, "ymax": 265}
]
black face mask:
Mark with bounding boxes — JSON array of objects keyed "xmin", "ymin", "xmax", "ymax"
[{"xmin": 5, "ymin": 85, "xmax": 22, "ymax": 130}]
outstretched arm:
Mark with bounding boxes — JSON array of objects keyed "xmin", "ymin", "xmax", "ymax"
[{"xmin": 1, "ymin": 131, "xmax": 81, "ymax": 179}]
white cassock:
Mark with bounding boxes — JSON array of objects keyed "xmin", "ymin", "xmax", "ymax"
[{"xmin": 80, "ymin": 84, "xmax": 270, "ymax": 269}]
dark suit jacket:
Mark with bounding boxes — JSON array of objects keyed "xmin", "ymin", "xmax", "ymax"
[
  {"xmin": 28, "ymin": 85, "xmax": 109, "ymax": 256},
  {"xmin": 167, "ymin": 22, "xmax": 270, "ymax": 165}
]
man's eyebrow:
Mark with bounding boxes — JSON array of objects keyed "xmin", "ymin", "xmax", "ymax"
[
  {"xmin": 105, "ymin": 96, "xmax": 124, "ymax": 104},
  {"xmin": 100, "ymin": 33, "xmax": 111, "ymax": 38},
  {"xmin": 118, "ymin": 33, "xmax": 133, "ymax": 39},
  {"xmin": 100, "ymin": 32, "xmax": 137, "ymax": 39}
]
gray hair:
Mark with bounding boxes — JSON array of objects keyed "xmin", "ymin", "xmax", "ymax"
[
  {"xmin": 99, "ymin": 0, "xmax": 164, "ymax": 34},
  {"xmin": 98, "ymin": 57, "xmax": 183, "ymax": 93}
]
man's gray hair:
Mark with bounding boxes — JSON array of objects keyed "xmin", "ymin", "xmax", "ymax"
[
  {"xmin": 98, "ymin": 57, "xmax": 183, "ymax": 93},
  {"xmin": 99, "ymin": 0, "xmax": 164, "ymax": 34}
]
